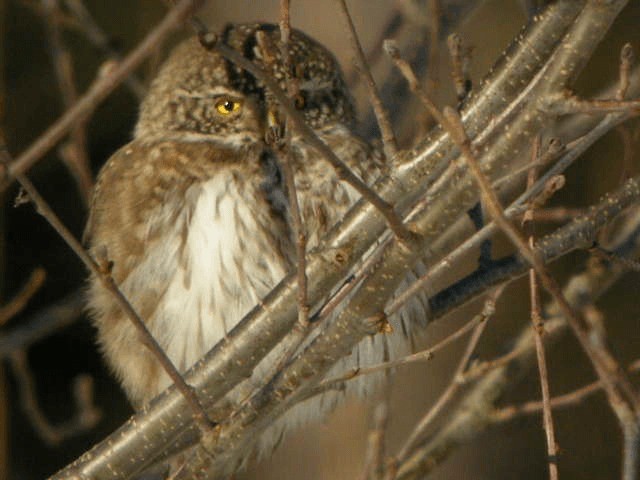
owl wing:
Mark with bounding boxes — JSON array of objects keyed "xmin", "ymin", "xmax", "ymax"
[
  {"xmin": 84, "ymin": 142, "xmax": 158, "ymax": 284},
  {"xmin": 83, "ymin": 140, "xmax": 142, "ymax": 247}
]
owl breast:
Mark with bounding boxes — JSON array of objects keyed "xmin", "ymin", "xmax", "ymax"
[
  {"xmin": 151, "ymin": 174, "xmax": 290, "ymax": 377},
  {"xmin": 91, "ymin": 162, "xmax": 292, "ymax": 408}
]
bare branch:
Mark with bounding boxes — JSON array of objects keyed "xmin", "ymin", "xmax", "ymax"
[
  {"xmin": 1, "ymin": 0, "xmax": 204, "ymax": 192},
  {"xmin": 64, "ymin": 0, "xmax": 147, "ymax": 99},
  {"xmin": 315, "ymin": 298, "xmax": 495, "ymax": 393},
  {"xmin": 446, "ymin": 33, "xmax": 471, "ymax": 105},
  {"xmin": 492, "ymin": 360, "xmax": 640, "ymax": 421},
  {"xmin": 9, "ymin": 350, "xmax": 101, "ymax": 445},
  {"xmin": 394, "ymin": 206, "xmax": 640, "ymax": 480},
  {"xmin": 0, "ymin": 291, "xmax": 84, "ymax": 358},
  {"xmin": 335, "ymin": 0, "xmax": 398, "ymax": 159},
  {"xmin": 39, "ymin": 0, "xmax": 94, "ymax": 205},
  {"xmin": 548, "ymin": 92, "xmax": 640, "ymax": 115},
  {"xmin": 617, "ymin": 43, "xmax": 635, "ymax": 100},
  {"xmin": 391, "ymin": 287, "xmax": 503, "ymax": 472},
  {"xmin": 2, "ymin": 147, "xmax": 215, "ymax": 437},
  {"xmin": 527, "ymin": 179, "xmax": 559, "ymax": 480},
  {"xmin": 276, "ymin": 0, "xmax": 311, "ymax": 341},
  {"xmin": 0, "ymin": 267, "xmax": 46, "ymax": 326}
]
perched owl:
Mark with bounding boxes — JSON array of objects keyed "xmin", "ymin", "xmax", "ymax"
[
  {"xmin": 85, "ymin": 37, "xmax": 294, "ymax": 409},
  {"xmin": 86, "ymin": 23, "xmax": 429, "ymax": 475}
]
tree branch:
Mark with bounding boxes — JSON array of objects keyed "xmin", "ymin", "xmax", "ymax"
[{"xmin": 49, "ymin": 2, "xmax": 640, "ymax": 478}]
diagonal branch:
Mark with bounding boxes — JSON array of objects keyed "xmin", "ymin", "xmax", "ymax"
[
  {"xmin": 335, "ymin": 0, "xmax": 398, "ymax": 159},
  {"xmin": 0, "ymin": 0, "xmax": 204, "ymax": 193},
  {"xmin": 394, "ymin": 205, "xmax": 640, "ymax": 479},
  {"xmin": 177, "ymin": 2, "xmax": 634, "ymax": 475},
  {"xmin": 1, "ymin": 142, "xmax": 215, "ymax": 440}
]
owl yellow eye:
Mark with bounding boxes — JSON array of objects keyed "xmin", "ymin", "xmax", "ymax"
[{"xmin": 215, "ymin": 98, "xmax": 242, "ymax": 115}]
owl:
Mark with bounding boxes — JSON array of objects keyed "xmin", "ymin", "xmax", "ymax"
[
  {"xmin": 86, "ymin": 23, "xmax": 429, "ymax": 474},
  {"xmin": 84, "ymin": 37, "xmax": 294, "ymax": 409}
]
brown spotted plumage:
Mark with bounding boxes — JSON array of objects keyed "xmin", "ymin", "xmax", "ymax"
[
  {"xmin": 87, "ymin": 24, "xmax": 429, "ymax": 474},
  {"xmin": 85, "ymin": 38, "xmax": 294, "ymax": 409}
]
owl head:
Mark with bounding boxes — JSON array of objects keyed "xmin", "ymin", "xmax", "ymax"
[
  {"xmin": 135, "ymin": 24, "xmax": 355, "ymax": 145},
  {"xmin": 135, "ymin": 37, "xmax": 266, "ymax": 146},
  {"xmin": 221, "ymin": 23, "xmax": 356, "ymax": 132}
]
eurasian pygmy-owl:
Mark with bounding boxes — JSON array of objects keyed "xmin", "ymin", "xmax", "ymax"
[
  {"xmin": 85, "ymin": 36, "xmax": 294, "ymax": 410},
  {"xmin": 86, "ymin": 23, "xmax": 429, "ymax": 468}
]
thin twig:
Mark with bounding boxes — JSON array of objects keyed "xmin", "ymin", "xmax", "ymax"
[
  {"xmin": 459, "ymin": 341, "xmax": 532, "ymax": 384},
  {"xmin": 0, "ymin": 291, "xmax": 84, "ymax": 358},
  {"xmin": 518, "ymin": 207, "xmax": 587, "ymax": 223},
  {"xmin": 617, "ymin": 43, "xmax": 635, "ymax": 101},
  {"xmin": 1, "ymin": 0, "xmax": 203, "ymax": 192},
  {"xmin": 493, "ymin": 360, "xmax": 640, "ymax": 422},
  {"xmin": 494, "ymin": 381, "xmax": 601, "ymax": 421},
  {"xmin": 2, "ymin": 147, "xmax": 214, "ymax": 435},
  {"xmin": 255, "ymin": 1, "xmax": 313, "ymax": 377},
  {"xmin": 526, "ymin": 138, "xmax": 560, "ymax": 480},
  {"xmin": 9, "ymin": 349, "xmax": 101, "ymax": 445},
  {"xmin": 442, "ymin": 106, "xmax": 640, "ymax": 419},
  {"xmin": 390, "ymin": 287, "xmax": 503, "ymax": 471},
  {"xmin": 0, "ymin": 268, "xmax": 46, "ymax": 326},
  {"xmin": 197, "ymin": 37, "xmax": 417, "ymax": 246},
  {"xmin": 334, "ymin": 0, "xmax": 398, "ymax": 159},
  {"xmin": 447, "ymin": 33, "xmax": 471, "ymax": 105},
  {"xmin": 278, "ymin": 0, "xmax": 310, "ymax": 337},
  {"xmin": 315, "ymin": 297, "xmax": 495, "ymax": 392},
  {"xmin": 63, "ymin": 0, "xmax": 147, "ymax": 99},
  {"xmin": 492, "ymin": 140, "xmax": 565, "ymax": 192},
  {"xmin": 548, "ymin": 92, "xmax": 640, "ymax": 115},
  {"xmin": 41, "ymin": 0, "xmax": 94, "ymax": 205}
]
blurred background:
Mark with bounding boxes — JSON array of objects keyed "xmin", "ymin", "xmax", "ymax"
[{"xmin": 1, "ymin": 0, "xmax": 639, "ymax": 479}]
